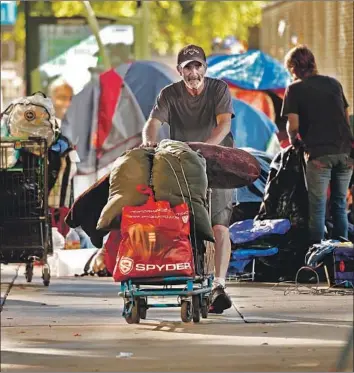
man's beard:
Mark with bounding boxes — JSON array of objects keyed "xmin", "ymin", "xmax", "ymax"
[{"xmin": 185, "ymin": 76, "xmax": 203, "ymax": 90}]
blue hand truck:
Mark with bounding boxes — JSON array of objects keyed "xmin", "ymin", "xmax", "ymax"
[{"xmin": 119, "ymin": 190, "xmax": 214, "ymax": 323}]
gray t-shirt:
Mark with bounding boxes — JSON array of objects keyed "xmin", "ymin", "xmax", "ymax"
[{"xmin": 149, "ymin": 77, "xmax": 235, "ymax": 147}]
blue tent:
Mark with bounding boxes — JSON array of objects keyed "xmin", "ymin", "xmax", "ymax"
[
  {"xmin": 158, "ymin": 97, "xmax": 278, "ymax": 150},
  {"xmin": 115, "ymin": 60, "xmax": 279, "ymax": 153},
  {"xmin": 206, "ymin": 50, "xmax": 291, "ymax": 91},
  {"xmin": 231, "ymin": 98, "xmax": 278, "ymax": 151},
  {"xmin": 233, "ymin": 148, "xmax": 272, "ymax": 205},
  {"xmin": 116, "ymin": 61, "xmax": 180, "ymax": 119}
]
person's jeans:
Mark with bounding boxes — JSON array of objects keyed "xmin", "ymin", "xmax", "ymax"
[{"xmin": 306, "ymin": 154, "xmax": 353, "ymax": 243}]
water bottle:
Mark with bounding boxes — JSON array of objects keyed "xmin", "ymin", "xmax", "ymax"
[{"xmin": 64, "ymin": 228, "xmax": 81, "ymax": 250}]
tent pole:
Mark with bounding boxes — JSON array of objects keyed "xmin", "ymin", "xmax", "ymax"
[
  {"xmin": 82, "ymin": 1, "xmax": 111, "ymax": 181},
  {"xmin": 82, "ymin": 1, "xmax": 111, "ymax": 70}
]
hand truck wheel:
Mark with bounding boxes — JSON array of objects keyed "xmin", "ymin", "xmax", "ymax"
[
  {"xmin": 180, "ymin": 300, "xmax": 192, "ymax": 323},
  {"xmin": 192, "ymin": 295, "xmax": 201, "ymax": 323},
  {"xmin": 42, "ymin": 266, "xmax": 50, "ymax": 286},
  {"xmin": 124, "ymin": 299, "xmax": 140, "ymax": 324},
  {"xmin": 201, "ymin": 297, "xmax": 209, "ymax": 319},
  {"xmin": 25, "ymin": 262, "xmax": 33, "ymax": 283}
]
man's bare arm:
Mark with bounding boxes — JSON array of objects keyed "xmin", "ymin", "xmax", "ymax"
[
  {"xmin": 286, "ymin": 113, "xmax": 300, "ymax": 144},
  {"xmin": 142, "ymin": 117, "xmax": 162, "ymax": 145},
  {"xmin": 205, "ymin": 113, "xmax": 232, "ymax": 145}
]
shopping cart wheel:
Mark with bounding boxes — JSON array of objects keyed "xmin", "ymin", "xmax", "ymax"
[
  {"xmin": 42, "ymin": 266, "xmax": 50, "ymax": 286},
  {"xmin": 180, "ymin": 300, "xmax": 192, "ymax": 323},
  {"xmin": 124, "ymin": 300, "xmax": 140, "ymax": 324},
  {"xmin": 25, "ymin": 263, "xmax": 33, "ymax": 283},
  {"xmin": 201, "ymin": 297, "xmax": 209, "ymax": 319},
  {"xmin": 139, "ymin": 298, "xmax": 147, "ymax": 320},
  {"xmin": 192, "ymin": 295, "xmax": 201, "ymax": 323}
]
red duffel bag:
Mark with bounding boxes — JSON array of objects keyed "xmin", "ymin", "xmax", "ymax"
[{"xmin": 113, "ymin": 185, "xmax": 195, "ymax": 282}]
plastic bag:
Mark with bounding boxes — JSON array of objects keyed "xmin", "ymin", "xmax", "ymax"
[
  {"xmin": 52, "ymin": 227, "xmax": 65, "ymax": 251},
  {"xmin": 0, "ymin": 121, "xmax": 19, "ymax": 168},
  {"xmin": 113, "ymin": 185, "xmax": 195, "ymax": 282},
  {"xmin": 2, "ymin": 92, "xmax": 58, "ymax": 148},
  {"xmin": 0, "ymin": 142, "xmax": 19, "ymax": 169}
]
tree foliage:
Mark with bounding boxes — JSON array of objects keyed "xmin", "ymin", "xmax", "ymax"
[
  {"xmin": 148, "ymin": 1, "xmax": 263, "ymax": 55},
  {"xmin": 9, "ymin": 1, "xmax": 263, "ymax": 61}
]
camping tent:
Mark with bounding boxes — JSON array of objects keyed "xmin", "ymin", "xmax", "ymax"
[
  {"xmin": 206, "ymin": 50, "xmax": 291, "ymax": 135},
  {"xmin": 39, "ymin": 25, "xmax": 134, "ymax": 95},
  {"xmin": 61, "ymin": 59, "xmax": 280, "ymax": 199},
  {"xmin": 231, "ymin": 98, "xmax": 279, "ymax": 154},
  {"xmin": 233, "ymin": 148, "xmax": 272, "ymax": 206},
  {"xmin": 116, "ymin": 61, "xmax": 180, "ymax": 119},
  {"xmin": 61, "ymin": 61, "xmax": 180, "ymax": 176}
]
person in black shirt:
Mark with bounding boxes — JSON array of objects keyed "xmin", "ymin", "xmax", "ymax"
[{"xmin": 281, "ymin": 45, "xmax": 353, "ymax": 243}]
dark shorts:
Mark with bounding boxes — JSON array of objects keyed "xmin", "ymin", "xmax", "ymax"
[{"xmin": 211, "ymin": 188, "xmax": 233, "ymax": 227}]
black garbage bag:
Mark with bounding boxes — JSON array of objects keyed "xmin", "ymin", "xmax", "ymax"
[
  {"xmin": 256, "ymin": 146, "xmax": 308, "ymax": 230},
  {"xmin": 254, "ymin": 146, "xmax": 309, "ymax": 275}
]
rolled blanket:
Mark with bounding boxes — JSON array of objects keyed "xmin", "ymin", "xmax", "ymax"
[{"xmin": 187, "ymin": 142, "xmax": 261, "ymax": 189}]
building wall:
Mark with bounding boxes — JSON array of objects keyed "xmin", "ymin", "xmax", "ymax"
[{"xmin": 261, "ymin": 1, "xmax": 354, "ymax": 113}]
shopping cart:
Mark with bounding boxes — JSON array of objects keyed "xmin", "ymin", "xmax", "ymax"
[
  {"xmin": 119, "ymin": 189, "xmax": 214, "ymax": 324},
  {"xmin": 0, "ymin": 137, "xmax": 52, "ymax": 286}
]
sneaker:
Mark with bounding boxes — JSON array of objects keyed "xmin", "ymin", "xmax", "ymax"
[{"xmin": 209, "ymin": 285, "xmax": 232, "ymax": 314}]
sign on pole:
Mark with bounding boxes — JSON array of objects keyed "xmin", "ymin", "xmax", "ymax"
[{"xmin": 1, "ymin": 1, "xmax": 18, "ymax": 26}]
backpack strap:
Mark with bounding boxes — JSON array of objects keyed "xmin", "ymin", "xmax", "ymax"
[
  {"xmin": 1, "ymin": 103, "xmax": 14, "ymax": 117},
  {"xmin": 31, "ymin": 91, "xmax": 47, "ymax": 98}
]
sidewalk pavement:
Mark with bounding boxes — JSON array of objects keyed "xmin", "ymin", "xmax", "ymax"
[{"xmin": 1, "ymin": 264, "xmax": 353, "ymax": 372}]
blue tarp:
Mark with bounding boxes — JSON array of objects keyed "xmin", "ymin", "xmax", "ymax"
[
  {"xmin": 229, "ymin": 219, "xmax": 291, "ymax": 245},
  {"xmin": 228, "ymin": 247, "xmax": 279, "ymax": 274},
  {"xmin": 206, "ymin": 50, "xmax": 291, "ymax": 91},
  {"xmin": 231, "ymin": 247, "xmax": 279, "ymax": 260},
  {"xmin": 231, "ymin": 98, "xmax": 278, "ymax": 151}
]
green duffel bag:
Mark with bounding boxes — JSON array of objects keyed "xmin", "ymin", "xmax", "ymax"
[
  {"xmin": 97, "ymin": 148, "xmax": 154, "ymax": 230},
  {"xmin": 152, "ymin": 140, "xmax": 214, "ymax": 242}
]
